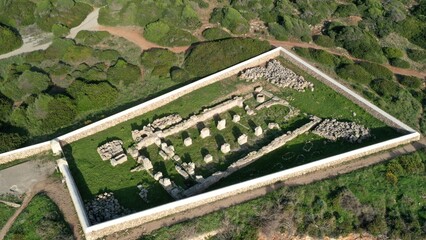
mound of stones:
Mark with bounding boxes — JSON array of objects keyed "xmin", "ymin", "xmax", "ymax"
[
  {"xmin": 151, "ymin": 114, "xmax": 182, "ymax": 130},
  {"xmin": 312, "ymin": 119, "xmax": 371, "ymax": 143},
  {"xmin": 239, "ymin": 59, "xmax": 314, "ymax": 91},
  {"xmin": 97, "ymin": 140, "xmax": 127, "ymax": 166},
  {"xmin": 85, "ymin": 192, "xmax": 129, "ymax": 225}
]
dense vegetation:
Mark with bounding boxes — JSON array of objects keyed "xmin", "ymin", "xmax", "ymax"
[
  {"xmin": 0, "ymin": 24, "xmax": 23, "ymax": 54},
  {"xmin": 0, "ymin": 36, "xmax": 271, "ymax": 153},
  {"xmin": 144, "ymin": 150, "xmax": 426, "ymax": 239},
  {"xmin": 292, "ymin": 46, "xmax": 424, "ymax": 134},
  {"xmin": 5, "ymin": 193, "xmax": 73, "ymax": 240}
]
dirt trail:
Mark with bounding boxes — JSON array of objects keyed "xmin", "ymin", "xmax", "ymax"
[
  {"xmin": 0, "ymin": 179, "xmax": 82, "ymax": 240},
  {"xmin": 97, "ymin": 25, "xmax": 190, "ymax": 53},
  {"xmin": 106, "ymin": 138, "xmax": 426, "ymax": 240},
  {"xmin": 269, "ymin": 40, "xmax": 426, "ymax": 79}
]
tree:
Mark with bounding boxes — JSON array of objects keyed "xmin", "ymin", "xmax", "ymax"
[
  {"xmin": 0, "ymin": 24, "xmax": 23, "ymax": 54},
  {"xmin": 67, "ymin": 80, "xmax": 118, "ymax": 112},
  {"xmin": 0, "ymin": 70, "xmax": 50, "ymax": 102},
  {"xmin": 107, "ymin": 59, "xmax": 140, "ymax": 87}
]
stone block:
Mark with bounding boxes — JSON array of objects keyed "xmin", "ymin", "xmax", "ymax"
[
  {"xmin": 238, "ymin": 134, "xmax": 248, "ymax": 145},
  {"xmin": 254, "ymin": 126, "xmax": 263, "ymax": 136},
  {"xmin": 110, "ymin": 154, "xmax": 127, "ymax": 166},
  {"xmin": 256, "ymin": 93, "xmax": 266, "ymax": 103},
  {"xmin": 268, "ymin": 122, "xmax": 280, "ymax": 130},
  {"xmin": 172, "ymin": 155, "xmax": 181, "ymax": 162},
  {"xmin": 50, "ymin": 139, "xmax": 62, "ymax": 156},
  {"xmin": 232, "ymin": 114, "xmax": 241, "ymax": 122},
  {"xmin": 254, "ymin": 86, "xmax": 263, "ymax": 93},
  {"xmin": 159, "ymin": 150, "xmax": 168, "ymax": 160},
  {"xmin": 184, "ymin": 137, "xmax": 192, "ymax": 146},
  {"xmin": 200, "ymin": 127, "xmax": 210, "ymax": 139},
  {"xmin": 204, "ymin": 154, "xmax": 213, "ymax": 163},
  {"xmin": 175, "ymin": 166, "xmax": 189, "ymax": 179},
  {"xmin": 247, "ymin": 109, "xmax": 255, "ymax": 116},
  {"xmin": 141, "ymin": 157, "xmax": 153, "ymax": 170},
  {"xmin": 154, "ymin": 172, "xmax": 163, "ymax": 181},
  {"xmin": 221, "ymin": 143, "xmax": 231, "ymax": 154},
  {"xmin": 217, "ymin": 119, "xmax": 226, "ymax": 130}
]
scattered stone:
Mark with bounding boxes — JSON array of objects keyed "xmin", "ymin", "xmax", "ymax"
[
  {"xmin": 130, "ymin": 165, "xmax": 145, "ymax": 172},
  {"xmin": 159, "ymin": 150, "xmax": 168, "ymax": 160},
  {"xmin": 159, "ymin": 178, "xmax": 172, "ymax": 189},
  {"xmin": 195, "ymin": 175, "xmax": 204, "ymax": 183},
  {"xmin": 238, "ymin": 134, "xmax": 248, "ymax": 145},
  {"xmin": 217, "ymin": 119, "xmax": 226, "ymax": 130},
  {"xmin": 232, "ymin": 114, "xmax": 241, "ymax": 122},
  {"xmin": 239, "ymin": 59, "xmax": 314, "ymax": 91},
  {"xmin": 175, "ymin": 165, "xmax": 189, "ymax": 179},
  {"xmin": 254, "ymin": 126, "xmax": 263, "ymax": 136},
  {"xmin": 268, "ymin": 122, "xmax": 280, "ymax": 130},
  {"xmin": 85, "ymin": 192, "xmax": 129, "ymax": 225},
  {"xmin": 200, "ymin": 127, "xmax": 210, "ymax": 138},
  {"xmin": 127, "ymin": 147, "xmax": 139, "ymax": 159},
  {"xmin": 97, "ymin": 140, "xmax": 128, "ymax": 166},
  {"xmin": 204, "ymin": 154, "xmax": 213, "ymax": 163},
  {"xmin": 247, "ymin": 109, "xmax": 255, "ymax": 116},
  {"xmin": 138, "ymin": 188, "xmax": 149, "ymax": 202},
  {"xmin": 254, "ymin": 86, "xmax": 263, "ymax": 93},
  {"xmin": 256, "ymin": 94, "xmax": 266, "ymax": 103},
  {"xmin": 182, "ymin": 162, "xmax": 195, "ymax": 175},
  {"xmin": 221, "ymin": 143, "xmax": 231, "ymax": 154},
  {"xmin": 312, "ymin": 119, "xmax": 370, "ymax": 143},
  {"xmin": 154, "ymin": 172, "xmax": 163, "ymax": 181},
  {"xmin": 172, "ymin": 155, "xmax": 181, "ymax": 162},
  {"xmin": 151, "ymin": 114, "xmax": 182, "ymax": 130},
  {"xmin": 184, "ymin": 137, "xmax": 192, "ymax": 146}
]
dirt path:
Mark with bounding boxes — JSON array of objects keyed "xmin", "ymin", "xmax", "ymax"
[
  {"xmin": 106, "ymin": 138, "xmax": 426, "ymax": 240},
  {"xmin": 269, "ymin": 40, "xmax": 426, "ymax": 79},
  {"xmin": 97, "ymin": 25, "xmax": 190, "ymax": 53},
  {"xmin": 0, "ymin": 178, "xmax": 82, "ymax": 240}
]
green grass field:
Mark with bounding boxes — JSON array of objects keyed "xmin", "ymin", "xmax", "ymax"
[
  {"xmin": 66, "ymin": 57, "xmax": 400, "ymax": 213},
  {"xmin": 5, "ymin": 194, "xmax": 72, "ymax": 240},
  {"xmin": 142, "ymin": 151, "xmax": 426, "ymax": 239},
  {"xmin": 0, "ymin": 204, "xmax": 15, "ymax": 228}
]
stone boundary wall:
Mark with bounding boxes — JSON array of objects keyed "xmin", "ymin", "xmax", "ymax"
[
  {"xmin": 0, "ymin": 48, "xmax": 281, "ymax": 164},
  {"xmin": 278, "ymin": 48, "xmax": 416, "ymax": 133},
  {"xmin": 0, "ymin": 141, "xmax": 51, "ymax": 165},
  {"xmin": 82, "ymin": 132, "xmax": 419, "ymax": 240}
]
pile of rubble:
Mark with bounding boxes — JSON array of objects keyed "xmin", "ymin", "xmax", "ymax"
[
  {"xmin": 97, "ymin": 140, "xmax": 127, "ymax": 166},
  {"xmin": 85, "ymin": 192, "xmax": 129, "ymax": 224},
  {"xmin": 151, "ymin": 114, "xmax": 182, "ymax": 130},
  {"xmin": 239, "ymin": 60, "xmax": 314, "ymax": 91},
  {"xmin": 312, "ymin": 119, "xmax": 371, "ymax": 143}
]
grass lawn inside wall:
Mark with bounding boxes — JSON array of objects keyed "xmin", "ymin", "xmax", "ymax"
[{"xmin": 65, "ymin": 57, "xmax": 401, "ymax": 214}]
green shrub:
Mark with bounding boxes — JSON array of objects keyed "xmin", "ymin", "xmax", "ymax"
[
  {"xmin": 0, "ymin": 0, "xmax": 36, "ymax": 27},
  {"xmin": 333, "ymin": 3, "xmax": 359, "ymax": 17},
  {"xmin": 0, "ymin": 126, "xmax": 27, "ymax": 153},
  {"xmin": 310, "ymin": 49, "xmax": 339, "ymax": 67},
  {"xmin": 268, "ymin": 22, "xmax": 288, "ymax": 41},
  {"xmin": 63, "ymin": 45, "xmax": 93, "ymax": 64},
  {"xmin": 170, "ymin": 67, "xmax": 190, "ymax": 83},
  {"xmin": 183, "ymin": 38, "xmax": 272, "ymax": 78},
  {"xmin": 93, "ymin": 49, "xmax": 120, "ymax": 64},
  {"xmin": 279, "ymin": 15, "xmax": 311, "ymax": 39},
  {"xmin": 202, "ymin": 28, "xmax": 231, "ymax": 40},
  {"xmin": 357, "ymin": 62, "xmax": 394, "ymax": 80},
  {"xmin": 107, "ymin": 59, "xmax": 140, "ymax": 87},
  {"xmin": 140, "ymin": 48, "xmax": 177, "ymax": 69},
  {"xmin": 0, "ymin": 70, "xmax": 51, "ymax": 101},
  {"xmin": 406, "ymin": 49, "xmax": 426, "ymax": 61},
  {"xmin": 336, "ymin": 64, "xmax": 373, "ymax": 84},
  {"xmin": 51, "ymin": 23, "xmax": 69, "ymax": 37},
  {"xmin": 389, "ymin": 58, "xmax": 410, "ymax": 68},
  {"xmin": 382, "ymin": 47, "xmax": 403, "ymax": 59},
  {"xmin": 26, "ymin": 94, "xmax": 77, "ymax": 131},
  {"xmin": 75, "ymin": 30, "xmax": 110, "ymax": 46},
  {"xmin": 313, "ymin": 35, "xmax": 335, "ymax": 48},
  {"xmin": 0, "ymin": 95, "xmax": 12, "ymax": 121},
  {"xmin": 151, "ymin": 65, "xmax": 171, "ymax": 79},
  {"xmin": 399, "ymin": 153, "xmax": 425, "ymax": 174},
  {"xmin": 293, "ymin": 47, "xmax": 311, "ymax": 59},
  {"xmin": 34, "ymin": 0, "xmax": 92, "ymax": 32},
  {"xmin": 300, "ymin": 34, "xmax": 312, "ymax": 42},
  {"xmin": 144, "ymin": 21, "xmax": 197, "ymax": 47},
  {"xmin": 0, "ymin": 24, "xmax": 23, "ymax": 54},
  {"xmin": 67, "ymin": 80, "xmax": 118, "ymax": 112},
  {"xmin": 210, "ymin": 7, "xmax": 249, "ymax": 34},
  {"xmin": 397, "ymin": 75, "xmax": 422, "ymax": 89},
  {"xmin": 370, "ymin": 78, "xmax": 399, "ymax": 97}
]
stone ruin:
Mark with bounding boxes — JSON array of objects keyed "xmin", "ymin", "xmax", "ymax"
[
  {"xmin": 238, "ymin": 134, "xmax": 248, "ymax": 145},
  {"xmin": 97, "ymin": 140, "xmax": 127, "ymax": 166},
  {"xmin": 151, "ymin": 114, "xmax": 183, "ymax": 130},
  {"xmin": 200, "ymin": 127, "xmax": 210, "ymax": 138},
  {"xmin": 255, "ymin": 126, "xmax": 263, "ymax": 136},
  {"xmin": 312, "ymin": 119, "xmax": 371, "ymax": 143},
  {"xmin": 232, "ymin": 114, "xmax": 241, "ymax": 122},
  {"xmin": 204, "ymin": 154, "xmax": 213, "ymax": 163},
  {"xmin": 85, "ymin": 192, "xmax": 129, "ymax": 225},
  {"xmin": 239, "ymin": 59, "xmax": 314, "ymax": 92},
  {"xmin": 221, "ymin": 143, "xmax": 231, "ymax": 154},
  {"xmin": 217, "ymin": 119, "xmax": 226, "ymax": 130},
  {"xmin": 184, "ymin": 137, "xmax": 192, "ymax": 146}
]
